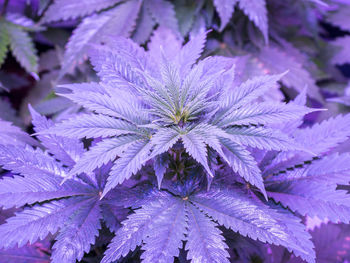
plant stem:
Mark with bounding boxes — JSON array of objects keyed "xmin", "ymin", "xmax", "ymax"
[{"xmin": 1, "ymin": 0, "xmax": 9, "ymax": 16}]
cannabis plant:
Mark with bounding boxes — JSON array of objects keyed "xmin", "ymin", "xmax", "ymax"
[{"xmin": 0, "ymin": 27, "xmax": 350, "ymax": 262}]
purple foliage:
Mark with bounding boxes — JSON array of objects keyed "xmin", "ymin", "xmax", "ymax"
[{"xmin": 0, "ymin": 0, "xmax": 350, "ymax": 262}]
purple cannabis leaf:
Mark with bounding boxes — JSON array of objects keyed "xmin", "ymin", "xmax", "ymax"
[
  {"xmin": 30, "ymin": 105, "xmax": 84, "ymax": 166},
  {"xmin": 263, "ymin": 113, "xmax": 350, "ymax": 176},
  {"xmin": 186, "ymin": 201, "xmax": 230, "ymax": 262},
  {"xmin": 238, "ymin": 0, "xmax": 268, "ymax": 42},
  {"xmin": 266, "ymin": 152, "xmax": 350, "ymax": 223},
  {"xmin": 213, "ymin": 0, "xmax": 268, "ymax": 41},
  {"xmin": 144, "ymin": 0, "xmax": 181, "ymax": 40},
  {"xmin": 51, "ymin": 199, "xmax": 102, "ymax": 263},
  {"xmin": 102, "ymin": 184, "xmax": 315, "ymax": 263},
  {"xmin": 132, "ymin": 4, "xmax": 155, "ymax": 44},
  {"xmin": 0, "ymin": 119, "xmax": 38, "ymax": 146},
  {"xmin": 0, "ymin": 110, "xmax": 139, "ymax": 263},
  {"xmin": 43, "ymin": 0, "xmax": 124, "ymax": 22},
  {"xmin": 213, "ymin": 0, "xmax": 237, "ymax": 31}
]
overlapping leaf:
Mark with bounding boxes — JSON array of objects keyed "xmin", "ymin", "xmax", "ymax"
[
  {"xmin": 43, "ymin": 0, "xmax": 123, "ymax": 22},
  {"xmin": 0, "ymin": 198, "xmax": 91, "ymax": 249},
  {"xmin": 264, "ymin": 114, "xmax": 350, "ymax": 176},
  {"xmin": 191, "ymin": 188, "xmax": 315, "ymax": 263},
  {"xmin": 51, "ymin": 199, "xmax": 102, "ymax": 263},
  {"xmin": 103, "ymin": 185, "xmax": 315, "ymax": 263},
  {"xmin": 59, "ymin": 0, "xmax": 141, "ymax": 76},
  {"xmin": 267, "ymin": 153, "xmax": 350, "ymax": 223}
]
